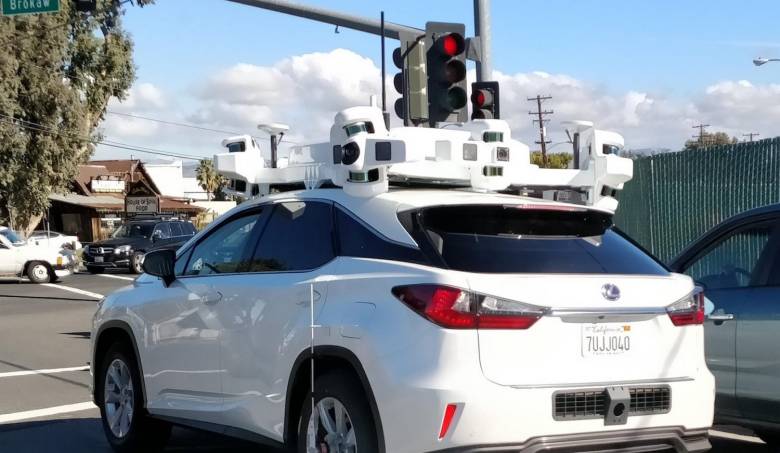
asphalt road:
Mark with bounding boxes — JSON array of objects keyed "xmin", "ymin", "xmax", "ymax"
[{"xmin": 0, "ymin": 272, "xmax": 774, "ymax": 452}]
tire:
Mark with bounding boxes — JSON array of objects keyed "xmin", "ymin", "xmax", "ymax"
[
  {"xmin": 26, "ymin": 261, "xmax": 51, "ymax": 284},
  {"xmin": 97, "ymin": 343, "xmax": 171, "ymax": 453},
  {"xmin": 296, "ymin": 371, "xmax": 378, "ymax": 453},
  {"xmin": 130, "ymin": 252, "xmax": 144, "ymax": 274},
  {"xmin": 87, "ymin": 266, "xmax": 105, "ymax": 274}
]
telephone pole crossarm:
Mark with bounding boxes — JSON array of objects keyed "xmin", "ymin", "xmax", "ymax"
[{"xmin": 743, "ymin": 132, "xmax": 760, "ymax": 143}]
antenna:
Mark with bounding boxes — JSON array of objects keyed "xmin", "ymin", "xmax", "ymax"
[{"xmin": 380, "ymin": 11, "xmax": 390, "ymax": 129}]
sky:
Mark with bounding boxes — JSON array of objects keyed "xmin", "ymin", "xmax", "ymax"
[{"xmin": 94, "ymin": 0, "xmax": 780, "ymax": 160}]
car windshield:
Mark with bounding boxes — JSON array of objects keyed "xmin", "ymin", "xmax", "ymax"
[
  {"xmin": 112, "ymin": 223, "xmax": 155, "ymax": 239},
  {"xmin": 0, "ymin": 229, "xmax": 25, "ymax": 245}
]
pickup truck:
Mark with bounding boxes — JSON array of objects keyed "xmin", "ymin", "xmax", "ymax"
[{"xmin": 0, "ymin": 227, "xmax": 76, "ymax": 283}]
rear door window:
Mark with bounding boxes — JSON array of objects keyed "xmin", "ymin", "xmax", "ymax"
[
  {"xmin": 154, "ymin": 222, "xmax": 171, "ymax": 239},
  {"xmin": 414, "ymin": 204, "xmax": 668, "ymax": 275},
  {"xmin": 248, "ymin": 201, "xmax": 335, "ymax": 272},
  {"xmin": 169, "ymin": 222, "xmax": 183, "ymax": 237}
]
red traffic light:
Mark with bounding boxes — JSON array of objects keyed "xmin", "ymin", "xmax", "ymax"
[
  {"xmin": 436, "ymin": 33, "xmax": 465, "ymax": 57},
  {"xmin": 470, "ymin": 81, "xmax": 500, "ymax": 120},
  {"xmin": 471, "ymin": 89, "xmax": 493, "ymax": 107}
]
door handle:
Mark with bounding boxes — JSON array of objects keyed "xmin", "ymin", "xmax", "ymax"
[
  {"xmin": 202, "ymin": 291, "xmax": 223, "ymax": 306},
  {"xmin": 707, "ymin": 313, "xmax": 734, "ymax": 321}
]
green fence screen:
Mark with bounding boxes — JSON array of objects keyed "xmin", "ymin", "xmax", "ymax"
[{"xmin": 613, "ymin": 138, "xmax": 780, "ymax": 264}]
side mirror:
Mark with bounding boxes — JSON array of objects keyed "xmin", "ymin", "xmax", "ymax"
[{"xmin": 142, "ymin": 249, "xmax": 176, "ymax": 287}]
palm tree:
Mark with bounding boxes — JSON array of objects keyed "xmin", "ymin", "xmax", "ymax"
[{"xmin": 196, "ymin": 159, "xmax": 223, "ymax": 201}]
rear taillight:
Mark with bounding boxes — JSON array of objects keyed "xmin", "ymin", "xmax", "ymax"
[
  {"xmin": 666, "ymin": 288, "xmax": 705, "ymax": 326},
  {"xmin": 392, "ymin": 284, "xmax": 544, "ymax": 329}
]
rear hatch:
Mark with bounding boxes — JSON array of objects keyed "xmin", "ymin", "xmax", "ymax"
[{"xmin": 406, "ymin": 202, "xmax": 703, "ymax": 387}]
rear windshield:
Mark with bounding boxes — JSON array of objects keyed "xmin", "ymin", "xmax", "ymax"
[{"xmin": 413, "ymin": 205, "xmax": 668, "ymax": 275}]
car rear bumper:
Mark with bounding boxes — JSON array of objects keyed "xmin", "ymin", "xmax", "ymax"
[
  {"xmin": 370, "ymin": 353, "xmax": 715, "ymax": 452},
  {"xmin": 435, "ymin": 426, "xmax": 711, "ymax": 452}
]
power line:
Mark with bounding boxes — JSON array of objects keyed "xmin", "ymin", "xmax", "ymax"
[
  {"xmin": 106, "ymin": 111, "xmax": 303, "ymax": 145},
  {"xmin": 528, "ymin": 95, "xmax": 553, "ymax": 168},
  {"xmin": 0, "ymin": 114, "xmax": 207, "ymax": 161},
  {"xmin": 107, "ymin": 111, "xmax": 256, "ymax": 138}
]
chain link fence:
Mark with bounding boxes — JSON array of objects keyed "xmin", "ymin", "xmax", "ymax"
[{"xmin": 613, "ymin": 138, "xmax": 780, "ymax": 263}]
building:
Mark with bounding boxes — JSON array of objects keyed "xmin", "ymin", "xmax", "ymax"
[
  {"xmin": 44, "ymin": 160, "xmax": 203, "ymax": 242},
  {"xmin": 143, "ymin": 160, "xmax": 210, "ymax": 201}
]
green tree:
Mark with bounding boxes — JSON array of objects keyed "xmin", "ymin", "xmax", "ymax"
[
  {"xmin": 531, "ymin": 151, "xmax": 573, "ymax": 169},
  {"xmin": 196, "ymin": 159, "xmax": 227, "ymax": 201},
  {"xmin": 0, "ymin": 0, "xmax": 153, "ymax": 233},
  {"xmin": 684, "ymin": 131, "xmax": 738, "ymax": 150}
]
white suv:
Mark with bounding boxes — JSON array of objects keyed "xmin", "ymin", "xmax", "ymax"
[{"xmin": 90, "ymin": 188, "xmax": 714, "ymax": 453}]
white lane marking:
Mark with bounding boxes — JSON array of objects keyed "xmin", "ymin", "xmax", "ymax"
[
  {"xmin": 0, "ymin": 366, "xmax": 89, "ymax": 379},
  {"xmin": 96, "ymin": 274, "xmax": 135, "ymax": 281},
  {"xmin": 41, "ymin": 283, "xmax": 103, "ymax": 299},
  {"xmin": 0, "ymin": 402, "xmax": 96, "ymax": 424},
  {"xmin": 709, "ymin": 429, "xmax": 765, "ymax": 444}
]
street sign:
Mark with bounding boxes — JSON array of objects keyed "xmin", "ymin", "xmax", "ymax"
[
  {"xmin": 1, "ymin": 0, "xmax": 60, "ymax": 16},
  {"xmin": 125, "ymin": 196, "xmax": 159, "ymax": 215}
]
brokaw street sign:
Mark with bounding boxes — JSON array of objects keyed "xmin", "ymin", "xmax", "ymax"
[{"xmin": 1, "ymin": 0, "xmax": 60, "ymax": 16}]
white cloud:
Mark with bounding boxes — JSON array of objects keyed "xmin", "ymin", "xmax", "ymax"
[
  {"xmin": 113, "ymin": 82, "xmax": 167, "ymax": 111},
  {"xmin": 95, "ymin": 48, "xmax": 780, "ymax": 161},
  {"xmin": 190, "ymin": 49, "xmax": 384, "ymax": 142}
]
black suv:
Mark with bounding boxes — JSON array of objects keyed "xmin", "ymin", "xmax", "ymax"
[{"xmin": 84, "ymin": 219, "xmax": 197, "ymax": 274}]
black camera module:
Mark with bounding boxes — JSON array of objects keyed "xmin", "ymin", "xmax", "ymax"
[{"xmin": 342, "ymin": 141, "xmax": 361, "ymax": 165}]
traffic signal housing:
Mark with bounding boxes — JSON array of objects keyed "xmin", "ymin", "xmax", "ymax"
[
  {"xmin": 392, "ymin": 38, "xmax": 429, "ymax": 125},
  {"xmin": 471, "ymin": 81, "xmax": 500, "ymax": 120},
  {"xmin": 425, "ymin": 22, "xmax": 468, "ymax": 126}
]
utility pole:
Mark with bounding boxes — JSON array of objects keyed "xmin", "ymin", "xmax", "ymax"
[
  {"xmin": 473, "ymin": 0, "xmax": 492, "ymax": 81},
  {"xmin": 692, "ymin": 123, "xmax": 710, "ymax": 148},
  {"xmin": 528, "ymin": 95, "xmax": 553, "ymax": 167},
  {"xmin": 743, "ymin": 132, "xmax": 760, "ymax": 143}
]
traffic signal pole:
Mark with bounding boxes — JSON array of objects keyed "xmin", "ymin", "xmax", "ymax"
[
  {"xmin": 226, "ymin": 0, "xmax": 423, "ymax": 39},
  {"xmin": 473, "ymin": 0, "xmax": 492, "ymax": 81}
]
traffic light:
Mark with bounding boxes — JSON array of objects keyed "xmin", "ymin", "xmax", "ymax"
[
  {"xmin": 392, "ymin": 39, "xmax": 428, "ymax": 125},
  {"xmin": 471, "ymin": 81, "xmax": 500, "ymax": 120},
  {"xmin": 425, "ymin": 22, "xmax": 468, "ymax": 126}
]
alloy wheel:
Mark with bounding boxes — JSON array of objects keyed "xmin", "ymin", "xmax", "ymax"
[
  {"xmin": 306, "ymin": 397, "xmax": 357, "ymax": 453},
  {"xmin": 103, "ymin": 358, "xmax": 134, "ymax": 438},
  {"xmin": 30, "ymin": 264, "xmax": 48, "ymax": 282}
]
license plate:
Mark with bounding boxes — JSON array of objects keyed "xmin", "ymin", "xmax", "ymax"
[
  {"xmin": 94, "ymin": 256, "xmax": 104, "ymax": 263},
  {"xmin": 581, "ymin": 323, "xmax": 632, "ymax": 357}
]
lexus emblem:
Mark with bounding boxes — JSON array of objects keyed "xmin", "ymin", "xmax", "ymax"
[{"xmin": 601, "ymin": 284, "xmax": 621, "ymax": 301}]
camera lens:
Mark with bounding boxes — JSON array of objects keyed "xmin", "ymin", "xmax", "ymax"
[{"xmin": 342, "ymin": 142, "xmax": 361, "ymax": 165}]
